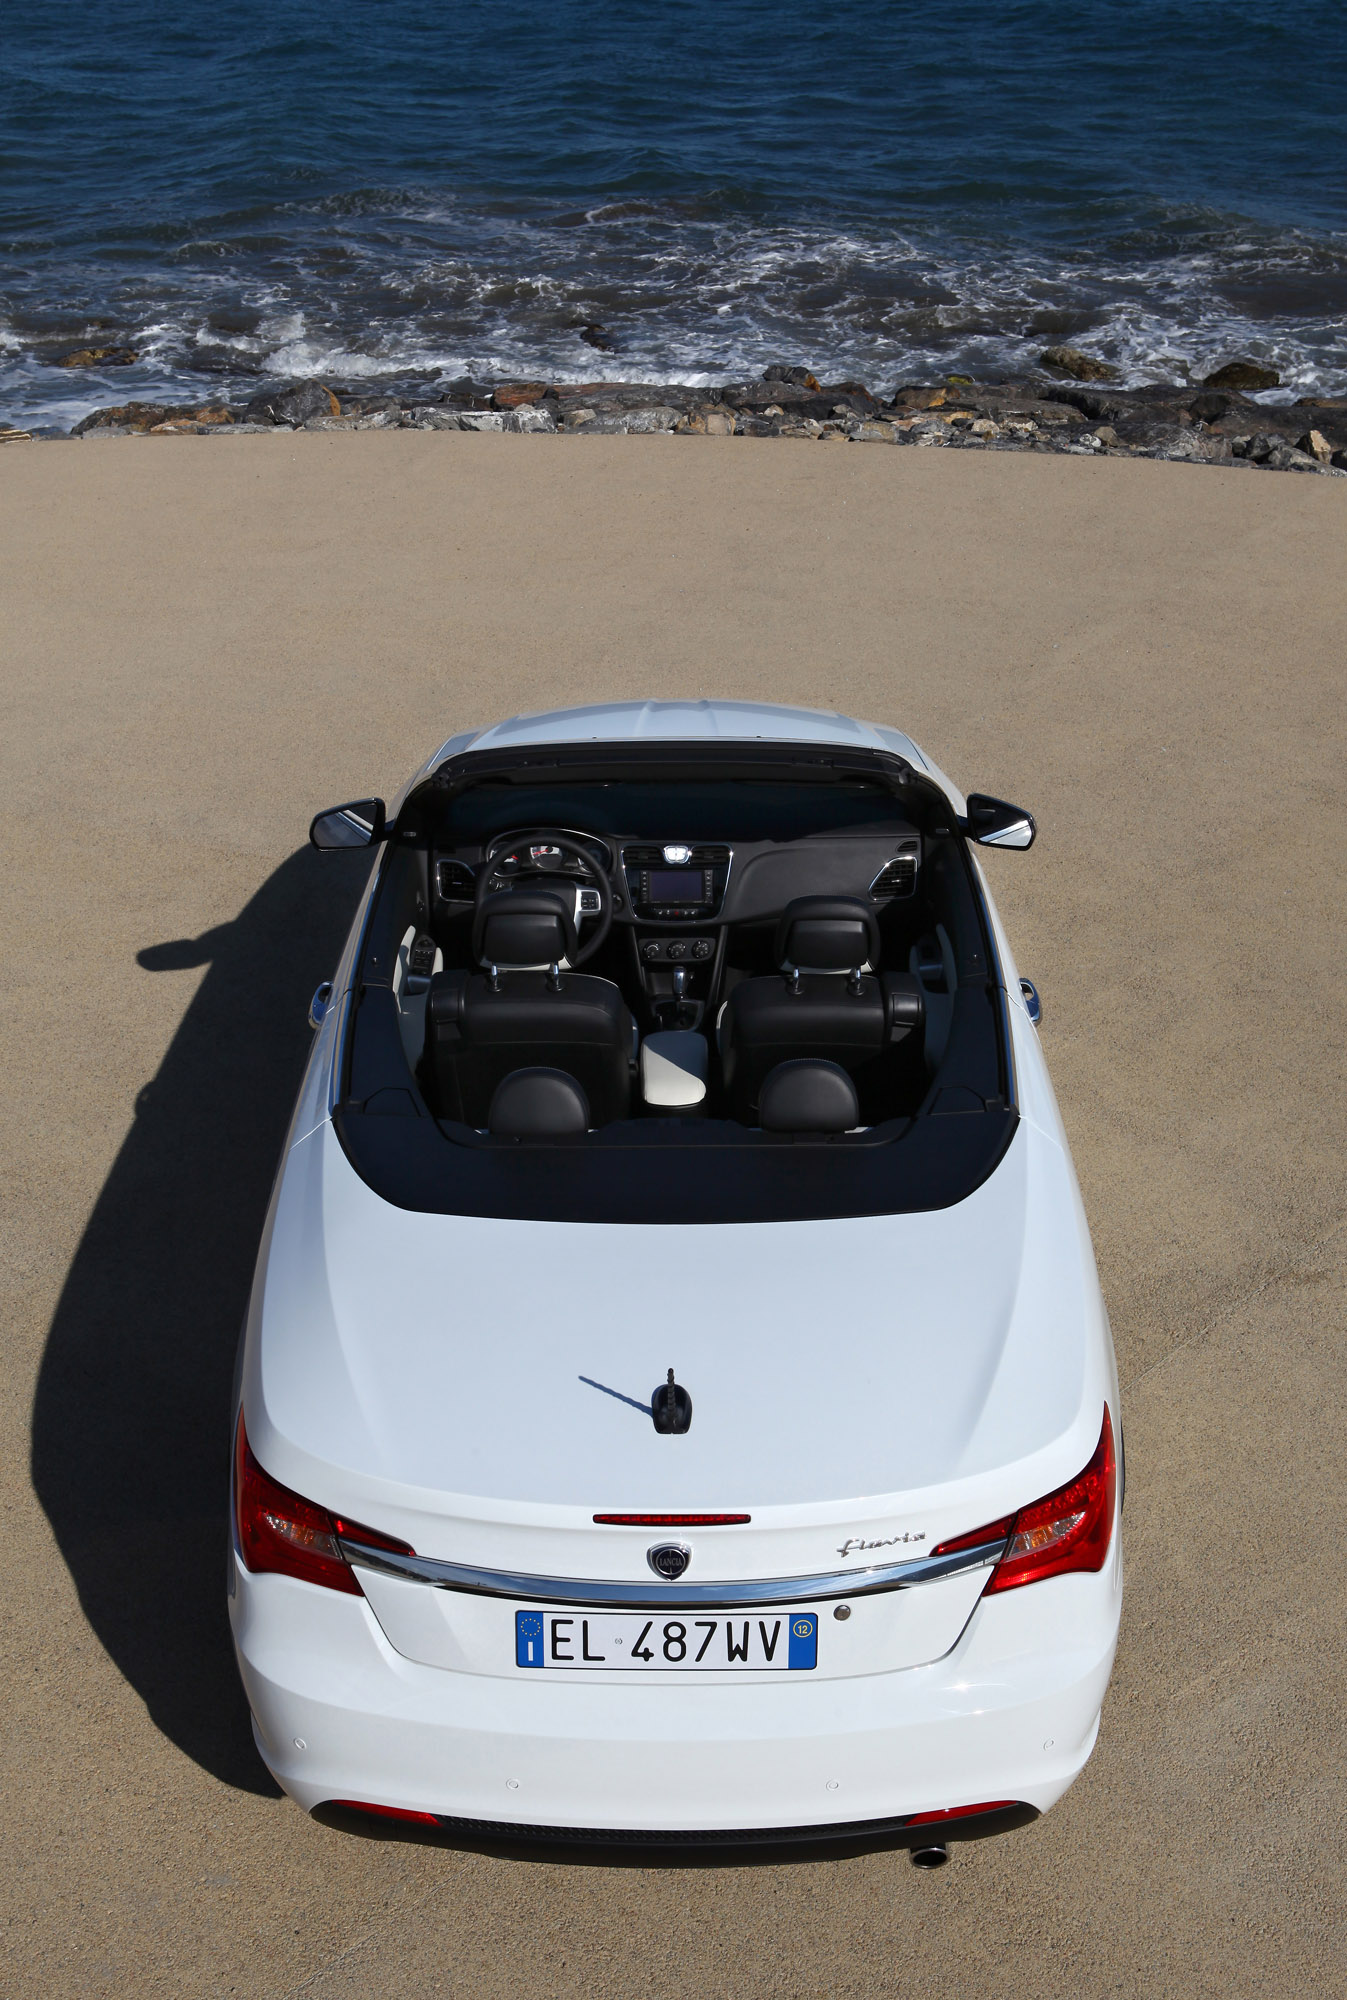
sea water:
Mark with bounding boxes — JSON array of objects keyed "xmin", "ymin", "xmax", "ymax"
[{"xmin": 2, "ymin": 0, "xmax": 1344, "ymax": 428}]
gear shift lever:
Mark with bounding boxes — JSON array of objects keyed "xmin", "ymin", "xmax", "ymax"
[{"xmin": 672, "ymin": 966, "xmax": 687, "ymax": 1002}]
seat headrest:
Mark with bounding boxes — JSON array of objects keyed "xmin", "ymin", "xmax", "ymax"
[
  {"xmin": 759, "ymin": 1059, "xmax": 859, "ymax": 1133},
  {"xmin": 775, "ymin": 896, "xmax": 880, "ymax": 972},
  {"xmin": 488, "ymin": 1067, "xmax": 590, "ymax": 1136},
  {"xmin": 473, "ymin": 888, "xmax": 576, "ymax": 969}
]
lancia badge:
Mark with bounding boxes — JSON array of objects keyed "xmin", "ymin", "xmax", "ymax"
[{"xmin": 647, "ymin": 1542, "xmax": 691, "ymax": 1581}]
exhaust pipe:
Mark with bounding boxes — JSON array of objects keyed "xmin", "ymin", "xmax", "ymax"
[{"xmin": 910, "ymin": 1842, "xmax": 949, "ymax": 1869}]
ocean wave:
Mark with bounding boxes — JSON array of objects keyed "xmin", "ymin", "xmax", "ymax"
[{"xmin": 4, "ymin": 202, "xmax": 1347, "ymax": 425}]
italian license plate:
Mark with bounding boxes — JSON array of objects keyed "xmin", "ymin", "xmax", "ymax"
[{"xmin": 515, "ymin": 1608, "xmax": 818, "ymax": 1671}]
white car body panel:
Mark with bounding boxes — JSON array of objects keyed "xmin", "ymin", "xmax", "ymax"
[{"xmin": 232, "ymin": 700, "xmax": 1120, "ymax": 1841}]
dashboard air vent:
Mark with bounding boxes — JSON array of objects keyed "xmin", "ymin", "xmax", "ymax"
[
  {"xmin": 436, "ymin": 859, "xmax": 477, "ymax": 902},
  {"xmin": 870, "ymin": 847, "xmax": 919, "ymax": 901}
]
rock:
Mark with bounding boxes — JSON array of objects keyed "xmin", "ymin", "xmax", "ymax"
[
  {"xmin": 340, "ymin": 394, "xmax": 402, "ymax": 419},
  {"xmin": 73, "ymin": 402, "xmax": 179, "ymax": 434},
  {"xmin": 703, "ymin": 412, "xmax": 736, "ymax": 436},
  {"xmin": 1333, "ymin": 449, "xmax": 1347, "ymax": 473},
  {"xmin": 1298, "ymin": 429, "xmax": 1332, "ymax": 465},
  {"xmin": 763, "ymin": 365, "xmax": 822, "ymax": 391},
  {"xmin": 1040, "ymin": 386, "xmax": 1119, "ymax": 423},
  {"xmin": 891, "ymin": 385, "xmax": 947, "ymax": 410},
  {"xmin": 306, "ymin": 404, "xmax": 400, "ymax": 430},
  {"xmin": 624, "ymin": 406, "xmax": 680, "ymax": 433},
  {"xmin": 555, "ymin": 381, "xmax": 697, "ymax": 412},
  {"xmin": 1203, "ymin": 359, "xmax": 1279, "ymax": 392},
  {"xmin": 1187, "ymin": 391, "xmax": 1230, "ymax": 424},
  {"xmin": 827, "ymin": 384, "xmax": 879, "ymax": 416},
  {"xmin": 56, "ymin": 345, "xmax": 138, "ymax": 368},
  {"xmin": 504, "ymin": 404, "xmax": 558, "ymax": 432},
  {"xmin": 851, "ymin": 420, "xmax": 899, "ymax": 443},
  {"xmin": 407, "ymin": 406, "xmax": 463, "ymax": 429},
  {"xmin": 566, "ymin": 411, "xmax": 644, "ymax": 434},
  {"xmin": 436, "ymin": 378, "xmax": 495, "ymax": 409},
  {"xmin": 1265, "ymin": 442, "xmax": 1320, "ymax": 472},
  {"xmin": 1233, "ymin": 432, "xmax": 1279, "ymax": 463},
  {"xmin": 1094, "ymin": 425, "xmax": 1120, "ymax": 449},
  {"xmin": 983, "ymin": 398, "xmax": 1081, "ymax": 428},
  {"xmin": 243, "ymin": 380, "xmax": 340, "ymax": 426},
  {"xmin": 1040, "ymin": 346, "xmax": 1119, "ymax": 383},
  {"xmin": 969, "ymin": 418, "xmax": 1001, "ymax": 439},
  {"xmin": 456, "ymin": 410, "xmax": 505, "ymax": 432},
  {"xmin": 492, "ymin": 383, "xmax": 548, "ymax": 409},
  {"xmin": 579, "ymin": 324, "xmax": 618, "ymax": 353}
]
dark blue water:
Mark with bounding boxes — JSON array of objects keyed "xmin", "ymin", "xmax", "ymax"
[{"xmin": 4, "ymin": 0, "xmax": 1346, "ymax": 428}]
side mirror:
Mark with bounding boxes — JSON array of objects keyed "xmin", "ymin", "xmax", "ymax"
[
  {"xmin": 964, "ymin": 793, "xmax": 1036, "ymax": 850},
  {"xmin": 309, "ymin": 798, "xmax": 386, "ymax": 850}
]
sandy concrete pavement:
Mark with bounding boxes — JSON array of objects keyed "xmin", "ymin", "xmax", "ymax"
[{"xmin": 1, "ymin": 432, "xmax": 1344, "ymax": 1998}]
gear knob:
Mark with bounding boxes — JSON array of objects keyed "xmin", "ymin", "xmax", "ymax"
[{"xmin": 672, "ymin": 966, "xmax": 687, "ymax": 1000}]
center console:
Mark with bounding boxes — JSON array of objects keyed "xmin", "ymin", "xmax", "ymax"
[
  {"xmin": 621, "ymin": 844, "xmax": 732, "ymax": 1029},
  {"xmin": 620, "ymin": 843, "xmax": 732, "ymax": 921}
]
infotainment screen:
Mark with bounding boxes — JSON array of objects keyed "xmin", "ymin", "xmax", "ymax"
[{"xmin": 647, "ymin": 868, "xmax": 708, "ymax": 904}]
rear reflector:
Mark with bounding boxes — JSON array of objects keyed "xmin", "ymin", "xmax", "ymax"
[
  {"xmin": 593, "ymin": 1513, "xmax": 751, "ymax": 1526},
  {"xmin": 933, "ymin": 1406, "xmax": 1116, "ymax": 1596},
  {"xmin": 908, "ymin": 1800, "xmax": 1017, "ymax": 1826},
  {"xmin": 234, "ymin": 1414, "xmax": 414, "ymax": 1594},
  {"xmin": 329, "ymin": 1800, "xmax": 440, "ymax": 1827}
]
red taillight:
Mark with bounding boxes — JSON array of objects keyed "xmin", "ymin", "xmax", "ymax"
[
  {"xmin": 233, "ymin": 1415, "xmax": 413, "ymax": 1594},
  {"xmin": 934, "ymin": 1407, "xmax": 1116, "ymax": 1596},
  {"xmin": 329, "ymin": 1799, "xmax": 440, "ymax": 1827},
  {"xmin": 592, "ymin": 1513, "xmax": 752, "ymax": 1526},
  {"xmin": 908, "ymin": 1800, "xmax": 1016, "ymax": 1826},
  {"xmin": 928, "ymin": 1513, "xmax": 1015, "ymax": 1557}
]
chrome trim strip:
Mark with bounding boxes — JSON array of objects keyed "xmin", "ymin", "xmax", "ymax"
[{"xmin": 337, "ymin": 1536, "xmax": 1009, "ymax": 1608}]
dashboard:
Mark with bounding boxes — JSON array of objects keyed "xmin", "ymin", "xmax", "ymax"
[{"xmin": 433, "ymin": 826, "xmax": 921, "ymax": 928}]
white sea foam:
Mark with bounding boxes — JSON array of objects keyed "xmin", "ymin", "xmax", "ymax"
[{"xmin": 4, "ymin": 203, "xmax": 1346, "ymax": 425}]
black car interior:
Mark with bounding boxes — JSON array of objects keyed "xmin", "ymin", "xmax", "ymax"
[{"xmin": 333, "ymin": 742, "xmax": 1019, "ymax": 1223}]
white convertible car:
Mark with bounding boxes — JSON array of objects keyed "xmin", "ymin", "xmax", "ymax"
[{"xmin": 229, "ymin": 700, "xmax": 1121, "ymax": 1862}]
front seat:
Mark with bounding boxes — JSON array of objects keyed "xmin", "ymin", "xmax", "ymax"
[
  {"xmin": 720, "ymin": 896, "xmax": 922, "ymax": 1121},
  {"xmin": 426, "ymin": 890, "xmax": 634, "ymax": 1126}
]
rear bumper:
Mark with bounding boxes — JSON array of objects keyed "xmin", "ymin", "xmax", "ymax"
[
  {"xmin": 311, "ymin": 1798, "xmax": 1040, "ymax": 1857},
  {"xmin": 229, "ymin": 1537, "xmax": 1121, "ymax": 1837}
]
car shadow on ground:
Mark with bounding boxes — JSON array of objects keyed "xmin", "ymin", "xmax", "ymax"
[{"xmin": 31, "ymin": 845, "xmax": 371, "ymax": 1795}]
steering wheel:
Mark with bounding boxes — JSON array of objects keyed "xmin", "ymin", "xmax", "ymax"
[{"xmin": 478, "ymin": 833, "xmax": 615, "ymax": 967}]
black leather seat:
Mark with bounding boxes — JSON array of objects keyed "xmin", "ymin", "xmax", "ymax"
[
  {"xmin": 427, "ymin": 890, "xmax": 634, "ymax": 1127},
  {"xmin": 489, "ymin": 1068, "xmax": 591, "ymax": 1136},
  {"xmin": 759, "ymin": 1059, "xmax": 859, "ymax": 1133},
  {"xmin": 721, "ymin": 896, "xmax": 922, "ymax": 1121}
]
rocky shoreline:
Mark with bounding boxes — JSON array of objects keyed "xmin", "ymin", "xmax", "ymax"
[{"xmin": 5, "ymin": 352, "xmax": 1346, "ymax": 473}]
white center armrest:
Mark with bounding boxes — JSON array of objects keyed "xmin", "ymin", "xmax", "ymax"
[{"xmin": 640, "ymin": 1030, "xmax": 709, "ymax": 1108}]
